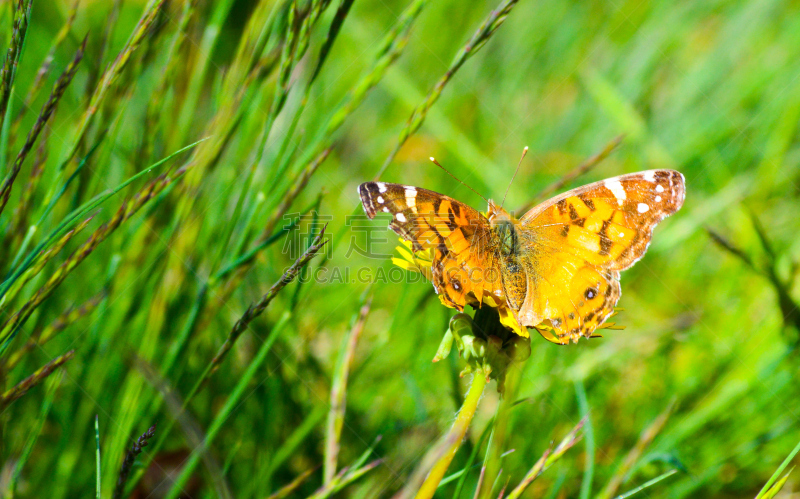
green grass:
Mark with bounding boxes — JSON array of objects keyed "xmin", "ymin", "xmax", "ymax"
[{"xmin": 1, "ymin": 0, "xmax": 799, "ymax": 497}]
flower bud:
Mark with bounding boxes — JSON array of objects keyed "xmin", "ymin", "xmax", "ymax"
[
  {"xmin": 449, "ymin": 313, "xmax": 474, "ymax": 341},
  {"xmin": 505, "ymin": 336, "xmax": 531, "ymax": 362},
  {"xmin": 433, "ymin": 329, "xmax": 454, "ymax": 362}
]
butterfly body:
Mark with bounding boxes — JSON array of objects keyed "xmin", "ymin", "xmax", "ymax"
[
  {"xmin": 358, "ymin": 169, "xmax": 684, "ymax": 344},
  {"xmin": 486, "ymin": 201, "xmax": 519, "ymax": 257}
]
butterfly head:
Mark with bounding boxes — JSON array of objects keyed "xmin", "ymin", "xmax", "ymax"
[{"xmin": 487, "ymin": 200, "xmax": 519, "ymax": 256}]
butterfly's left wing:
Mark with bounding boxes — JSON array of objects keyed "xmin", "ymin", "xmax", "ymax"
[
  {"xmin": 359, "ymin": 182, "xmax": 503, "ymax": 310},
  {"xmin": 516, "ymin": 170, "xmax": 685, "ymax": 344}
]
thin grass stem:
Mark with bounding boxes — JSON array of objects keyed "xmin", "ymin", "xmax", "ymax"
[
  {"xmin": 505, "ymin": 418, "xmax": 585, "ymax": 499},
  {"xmin": 0, "ymin": 36, "xmax": 86, "ymax": 218},
  {"xmin": 597, "ymin": 399, "xmax": 675, "ymax": 499},
  {"xmin": 0, "ymin": 349, "xmax": 74, "ymax": 409},
  {"xmin": 95, "ymin": 415, "xmax": 101, "ymax": 499},
  {"xmin": 376, "ymin": 0, "xmax": 519, "ymax": 179}
]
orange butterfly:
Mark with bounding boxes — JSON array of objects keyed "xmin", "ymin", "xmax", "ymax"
[{"xmin": 359, "ymin": 170, "xmax": 685, "ymax": 344}]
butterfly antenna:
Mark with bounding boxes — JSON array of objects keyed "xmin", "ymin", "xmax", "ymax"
[
  {"xmin": 501, "ymin": 146, "xmax": 528, "ymax": 209},
  {"xmin": 429, "ymin": 157, "xmax": 488, "ymax": 204}
]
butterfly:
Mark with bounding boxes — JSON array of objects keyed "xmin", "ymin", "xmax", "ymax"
[{"xmin": 358, "ymin": 169, "xmax": 685, "ymax": 344}]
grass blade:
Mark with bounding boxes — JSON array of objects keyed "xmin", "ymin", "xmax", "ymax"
[
  {"xmin": 310, "ymin": 459, "xmax": 383, "ymax": 499},
  {"xmin": 95, "ymin": 415, "xmax": 101, "ymax": 499},
  {"xmin": 7, "ymin": 370, "xmax": 62, "ymax": 496},
  {"xmin": 614, "ymin": 469, "xmax": 678, "ymax": 499},
  {"xmin": 162, "ymin": 312, "xmax": 292, "ymax": 499},
  {"xmin": 324, "ymin": 293, "xmax": 372, "ymax": 483},
  {"xmin": 758, "ymin": 467, "xmax": 793, "ymax": 499},
  {"xmin": 597, "ymin": 399, "xmax": 675, "ymax": 499},
  {"xmin": 450, "ymin": 418, "xmax": 494, "ymax": 497},
  {"xmin": 0, "ymin": 137, "xmax": 205, "ymax": 302},
  {"xmin": 263, "ymin": 404, "xmax": 328, "ymax": 487},
  {"xmin": 266, "ymin": 466, "xmax": 317, "ymax": 499},
  {"xmin": 755, "ymin": 438, "xmax": 800, "ymax": 499},
  {"xmin": 131, "ymin": 228, "xmax": 328, "ymax": 493},
  {"xmin": 575, "ymin": 380, "xmax": 594, "ymax": 499}
]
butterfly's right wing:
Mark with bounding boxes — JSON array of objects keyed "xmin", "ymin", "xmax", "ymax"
[
  {"xmin": 515, "ymin": 170, "xmax": 685, "ymax": 344},
  {"xmin": 359, "ymin": 182, "xmax": 503, "ymax": 310}
]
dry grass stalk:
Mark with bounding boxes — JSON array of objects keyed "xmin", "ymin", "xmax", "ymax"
[
  {"xmin": 0, "ymin": 349, "xmax": 74, "ymax": 409},
  {"xmin": 111, "ymin": 423, "xmax": 157, "ymax": 499},
  {"xmin": 0, "ymin": 37, "xmax": 86, "ymax": 217},
  {"xmin": 0, "ymin": 0, "xmax": 33, "ymax": 126},
  {"xmin": 61, "ymin": 0, "xmax": 166, "ymax": 172},
  {"xmin": 0, "ymin": 213, "xmax": 96, "ymax": 317},
  {"xmin": 208, "ymin": 225, "xmax": 329, "ymax": 377},
  {"xmin": 5, "ymin": 291, "xmax": 105, "ymax": 371},
  {"xmin": 377, "ymin": 0, "xmax": 519, "ymax": 178},
  {"xmin": 9, "ymin": 0, "xmax": 80, "ymax": 144}
]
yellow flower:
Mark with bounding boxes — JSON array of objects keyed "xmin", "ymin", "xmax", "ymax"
[
  {"xmin": 391, "ymin": 239, "xmax": 434, "ymax": 282},
  {"xmin": 476, "ymin": 292, "xmax": 528, "ymax": 338}
]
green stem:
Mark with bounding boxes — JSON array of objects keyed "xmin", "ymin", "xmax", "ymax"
[
  {"xmin": 415, "ymin": 373, "xmax": 487, "ymax": 499},
  {"xmin": 576, "ymin": 380, "xmax": 595, "ymax": 499},
  {"xmin": 478, "ymin": 363, "xmax": 522, "ymax": 499}
]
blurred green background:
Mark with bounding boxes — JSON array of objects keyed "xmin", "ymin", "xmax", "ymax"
[{"xmin": 2, "ymin": 0, "xmax": 800, "ymax": 497}]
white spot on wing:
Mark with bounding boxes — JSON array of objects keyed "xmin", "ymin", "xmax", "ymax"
[
  {"xmin": 643, "ymin": 171, "xmax": 656, "ymax": 182},
  {"xmin": 396, "ymin": 213, "xmax": 407, "ymax": 222},
  {"xmin": 377, "ymin": 183, "xmax": 387, "ymax": 193},
  {"xmin": 406, "ymin": 188, "xmax": 416, "ymax": 209},
  {"xmin": 606, "ymin": 180, "xmax": 626, "ymax": 206},
  {"xmin": 655, "ymin": 195, "xmax": 662, "ymax": 202},
  {"xmin": 637, "ymin": 203, "xmax": 650, "ymax": 213},
  {"xmin": 656, "ymin": 184, "xmax": 664, "ymax": 193},
  {"xmin": 377, "ymin": 196, "xmax": 384, "ymax": 204},
  {"xmin": 382, "ymin": 207, "xmax": 389, "ymax": 212}
]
